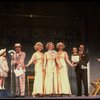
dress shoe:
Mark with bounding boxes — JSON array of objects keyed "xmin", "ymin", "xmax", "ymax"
[
  {"xmin": 85, "ymin": 94, "xmax": 88, "ymax": 96},
  {"xmin": 76, "ymin": 94, "xmax": 82, "ymax": 96},
  {"xmin": 20, "ymin": 95, "xmax": 25, "ymax": 97},
  {"xmin": 2, "ymin": 87, "xmax": 5, "ymax": 90},
  {"xmin": 0, "ymin": 87, "xmax": 2, "ymax": 90}
]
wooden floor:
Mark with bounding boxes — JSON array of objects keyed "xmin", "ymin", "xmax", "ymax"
[{"xmin": 3, "ymin": 95, "xmax": 100, "ymax": 99}]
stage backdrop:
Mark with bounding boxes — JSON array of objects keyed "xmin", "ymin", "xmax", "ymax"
[
  {"xmin": 0, "ymin": 22, "xmax": 86, "ymax": 95},
  {"xmin": 0, "ymin": 1, "xmax": 91, "ymax": 95}
]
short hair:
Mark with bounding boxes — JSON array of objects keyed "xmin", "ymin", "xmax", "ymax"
[
  {"xmin": 14, "ymin": 43, "xmax": 22, "ymax": 48},
  {"xmin": 72, "ymin": 47, "xmax": 78, "ymax": 50},
  {"xmin": 46, "ymin": 42, "xmax": 55, "ymax": 49},
  {"xmin": 34, "ymin": 42, "xmax": 43, "ymax": 51},
  {"xmin": 56, "ymin": 42, "xmax": 65, "ymax": 49}
]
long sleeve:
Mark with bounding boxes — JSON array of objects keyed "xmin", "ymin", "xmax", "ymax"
[
  {"xmin": 79, "ymin": 52, "xmax": 89, "ymax": 66},
  {"xmin": 27, "ymin": 54, "xmax": 35, "ymax": 67},
  {"xmin": 20, "ymin": 52, "xmax": 26, "ymax": 64}
]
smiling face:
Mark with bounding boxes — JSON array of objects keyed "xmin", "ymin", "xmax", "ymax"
[
  {"xmin": 38, "ymin": 44, "xmax": 43, "ymax": 51},
  {"xmin": 58, "ymin": 44, "xmax": 64, "ymax": 50},
  {"xmin": 48, "ymin": 43, "xmax": 54, "ymax": 50}
]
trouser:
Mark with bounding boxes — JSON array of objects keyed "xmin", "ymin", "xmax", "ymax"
[
  {"xmin": 75, "ymin": 69, "xmax": 88, "ymax": 96},
  {"xmin": 15, "ymin": 73, "xmax": 25, "ymax": 96}
]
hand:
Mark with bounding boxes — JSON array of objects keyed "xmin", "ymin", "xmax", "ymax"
[
  {"xmin": 72, "ymin": 63, "xmax": 77, "ymax": 67},
  {"xmin": 22, "ymin": 65, "xmax": 26, "ymax": 69},
  {"xmin": 42, "ymin": 68, "xmax": 45, "ymax": 73},
  {"xmin": 24, "ymin": 65, "xmax": 27, "ymax": 68},
  {"xmin": 58, "ymin": 66, "xmax": 63, "ymax": 70},
  {"xmin": 16, "ymin": 61, "xmax": 21, "ymax": 65},
  {"xmin": 97, "ymin": 58, "xmax": 100, "ymax": 62},
  {"xmin": 16, "ymin": 67, "xmax": 20, "ymax": 70},
  {"xmin": 25, "ymin": 65, "xmax": 28, "ymax": 68}
]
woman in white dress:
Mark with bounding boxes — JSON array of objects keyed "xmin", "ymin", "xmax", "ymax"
[
  {"xmin": 0, "ymin": 48, "xmax": 9, "ymax": 90},
  {"xmin": 56, "ymin": 42, "xmax": 75, "ymax": 96},
  {"xmin": 44, "ymin": 42, "xmax": 58, "ymax": 96},
  {"xmin": 26, "ymin": 42, "xmax": 44, "ymax": 97}
]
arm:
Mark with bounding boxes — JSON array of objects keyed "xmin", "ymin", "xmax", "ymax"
[
  {"xmin": 20, "ymin": 52, "xmax": 26, "ymax": 64},
  {"xmin": 15, "ymin": 52, "xmax": 26, "ymax": 65},
  {"xmin": 26, "ymin": 54, "xmax": 35, "ymax": 67},
  {"xmin": 65, "ymin": 52, "xmax": 74, "ymax": 67},
  {"xmin": 43, "ymin": 53, "xmax": 47, "ymax": 69},
  {"xmin": 80, "ymin": 52, "xmax": 89, "ymax": 66},
  {"xmin": 56, "ymin": 54, "xmax": 62, "ymax": 69}
]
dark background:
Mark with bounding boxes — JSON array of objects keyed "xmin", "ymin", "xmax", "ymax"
[{"xmin": 0, "ymin": 1, "xmax": 100, "ymax": 95}]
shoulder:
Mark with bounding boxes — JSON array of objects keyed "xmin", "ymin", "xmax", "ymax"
[
  {"xmin": 21, "ymin": 52, "xmax": 26, "ymax": 55},
  {"xmin": 32, "ymin": 52, "xmax": 36, "ymax": 56},
  {"xmin": 54, "ymin": 50, "xmax": 57, "ymax": 54},
  {"xmin": 63, "ymin": 51, "xmax": 67, "ymax": 54}
]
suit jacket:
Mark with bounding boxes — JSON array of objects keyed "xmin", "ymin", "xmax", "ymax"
[
  {"xmin": 11, "ymin": 51, "xmax": 26, "ymax": 70},
  {"xmin": 75, "ymin": 52, "xmax": 89, "ymax": 71}
]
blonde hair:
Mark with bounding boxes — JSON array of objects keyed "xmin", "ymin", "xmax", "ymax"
[
  {"xmin": 46, "ymin": 42, "xmax": 55, "ymax": 49},
  {"xmin": 34, "ymin": 42, "xmax": 43, "ymax": 51},
  {"xmin": 56, "ymin": 42, "xmax": 65, "ymax": 49}
]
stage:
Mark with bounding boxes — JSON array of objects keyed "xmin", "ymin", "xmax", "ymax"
[{"xmin": 2, "ymin": 95, "xmax": 100, "ymax": 99}]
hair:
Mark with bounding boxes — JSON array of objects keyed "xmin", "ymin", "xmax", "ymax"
[
  {"xmin": 72, "ymin": 47, "xmax": 78, "ymax": 50},
  {"xmin": 14, "ymin": 43, "xmax": 22, "ymax": 48},
  {"xmin": 56, "ymin": 42, "xmax": 65, "ymax": 49},
  {"xmin": 46, "ymin": 42, "xmax": 55, "ymax": 49},
  {"xmin": 34, "ymin": 42, "xmax": 43, "ymax": 51}
]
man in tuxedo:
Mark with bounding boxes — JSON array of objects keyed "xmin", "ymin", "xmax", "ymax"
[{"xmin": 75, "ymin": 44, "xmax": 89, "ymax": 96}]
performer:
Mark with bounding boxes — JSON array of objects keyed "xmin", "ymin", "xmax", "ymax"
[
  {"xmin": 72, "ymin": 47, "xmax": 79, "ymax": 57},
  {"xmin": 0, "ymin": 49, "xmax": 9, "ymax": 90},
  {"xmin": 26, "ymin": 42, "xmax": 44, "ymax": 97},
  {"xmin": 44, "ymin": 42, "xmax": 58, "ymax": 96},
  {"xmin": 11, "ymin": 43, "xmax": 26, "ymax": 97},
  {"xmin": 56, "ymin": 42, "xmax": 75, "ymax": 96},
  {"xmin": 71, "ymin": 47, "xmax": 79, "ymax": 64},
  {"xmin": 74, "ymin": 44, "xmax": 89, "ymax": 96}
]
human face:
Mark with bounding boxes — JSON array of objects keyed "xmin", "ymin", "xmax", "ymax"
[
  {"xmin": 58, "ymin": 45, "xmax": 63, "ymax": 51},
  {"xmin": 48, "ymin": 43, "xmax": 54, "ymax": 50},
  {"xmin": 38, "ymin": 45, "xmax": 43, "ymax": 51},
  {"xmin": 79, "ymin": 45, "xmax": 84, "ymax": 52},
  {"xmin": 73, "ymin": 47, "xmax": 78, "ymax": 53},
  {"xmin": 15, "ymin": 47, "xmax": 21, "ymax": 53}
]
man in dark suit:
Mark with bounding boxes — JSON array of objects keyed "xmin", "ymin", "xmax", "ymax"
[{"xmin": 75, "ymin": 44, "xmax": 89, "ymax": 96}]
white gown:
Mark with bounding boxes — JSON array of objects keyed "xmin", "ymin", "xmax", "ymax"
[{"xmin": 57, "ymin": 51, "xmax": 71, "ymax": 94}]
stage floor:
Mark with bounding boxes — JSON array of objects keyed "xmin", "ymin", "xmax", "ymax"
[{"xmin": 3, "ymin": 95, "xmax": 100, "ymax": 99}]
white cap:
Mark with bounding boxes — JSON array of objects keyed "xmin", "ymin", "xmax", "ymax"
[{"xmin": 0, "ymin": 48, "xmax": 6, "ymax": 56}]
